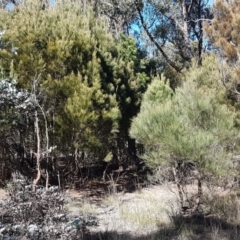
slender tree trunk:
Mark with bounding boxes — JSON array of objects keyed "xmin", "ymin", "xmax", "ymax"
[
  {"xmin": 191, "ymin": 174, "xmax": 202, "ymax": 213},
  {"xmin": 38, "ymin": 104, "xmax": 49, "ymax": 190},
  {"xmin": 33, "ymin": 110, "xmax": 41, "ymax": 192},
  {"xmin": 57, "ymin": 171, "xmax": 61, "ymax": 189},
  {"xmin": 74, "ymin": 147, "xmax": 79, "ymax": 174},
  {"xmin": 44, "ymin": 116, "xmax": 49, "ymax": 190},
  {"xmin": 197, "ymin": 0, "xmax": 203, "ymax": 66},
  {"xmin": 172, "ymin": 166, "xmax": 184, "ymax": 209},
  {"xmin": 102, "ymin": 162, "xmax": 109, "ymax": 182},
  {"xmin": 181, "ymin": 0, "xmax": 192, "ymax": 61}
]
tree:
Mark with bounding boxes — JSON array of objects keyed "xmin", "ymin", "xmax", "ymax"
[
  {"xmin": 0, "ymin": 75, "xmax": 51, "ymax": 190},
  {"xmin": 205, "ymin": 0, "xmax": 240, "ymax": 101},
  {"xmin": 0, "ymin": 78, "xmax": 29, "ymax": 158},
  {"xmin": 130, "ymin": 56, "xmax": 239, "ymax": 213},
  {"xmin": 0, "ymin": 0, "xmax": 152, "ymax": 182},
  {"xmin": 85, "ymin": 0, "xmax": 140, "ymax": 38},
  {"xmin": 0, "ymin": 0, "xmax": 16, "ymax": 9},
  {"xmin": 134, "ymin": 0, "xmax": 212, "ymax": 73},
  {"xmin": 0, "ymin": 0, "xmax": 117, "ymax": 173},
  {"xmin": 53, "ymin": 72, "xmax": 119, "ymax": 172},
  {"xmin": 100, "ymin": 34, "xmax": 152, "ymax": 161}
]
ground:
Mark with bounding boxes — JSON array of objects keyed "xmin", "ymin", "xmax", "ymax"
[
  {"xmin": 65, "ymin": 184, "xmax": 180, "ymax": 237},
  {"xmin": 64, "ymin": 182, "xmax": 239, "ymax": 240},
  {"xmin": 0, "ymin": 182, "xmax": 239, "ymax": 239},
  {"xmin": 0, "ymin": 189, "xmax": 7, "ymax": 199}
]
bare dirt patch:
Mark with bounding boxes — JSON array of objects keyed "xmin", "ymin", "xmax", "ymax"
[{"xmin": 0, "ymin": 189, "xmax": 7, "ymax": 200}]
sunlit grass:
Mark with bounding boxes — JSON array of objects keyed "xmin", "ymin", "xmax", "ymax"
[{"xmin": 65, "ymin": 197, "xmax": 97, "ymax": 216}]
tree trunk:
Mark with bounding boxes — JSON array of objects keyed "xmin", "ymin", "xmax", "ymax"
[
  {"xmin": 136, "ymin": 3, "xmax": 182, "ymax": 73},
  {"xmin": 172, "ymin": 166, "xmax": 184, "ymax": 209},
  {"xmin": 32, "ymin": 110, "xmax": 41, "ymax": 192},
  {"xmin": 191, "ymin": 174, "xmax": 202, "ymax": 213},
  {"xmin": 38, "ymin": 104, "xmax": 49, "ymax": 190},
  {"xmin": 181, "ymin": 0, "xmax": 192, "ymax": 61},
  {"xmin": 197, "ymin": 0, "xmax": 203, "ymax": 66},
  {"xmin": 57, "ymin": 171, "xmax": 61, "ymax": 189}
]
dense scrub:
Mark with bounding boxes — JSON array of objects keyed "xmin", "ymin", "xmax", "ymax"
[{"xmin": 1, "ymin": 1, "xmax": 240, "ymax": 236}]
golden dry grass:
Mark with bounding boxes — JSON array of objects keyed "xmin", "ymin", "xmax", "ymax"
[{"xmin": 65, "ymin": 183, "xmax": 240, "ymax": 240}]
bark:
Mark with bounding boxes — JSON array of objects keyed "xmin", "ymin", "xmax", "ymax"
[
  {"xmin": 38, "ymin": 105, "xmax": 49, "ymax": 190},
  {"xmin": 136, "ymin": 3, "xmax": 182, "ymax": 73},
  {"xmin": 191, "ymin": 174, "xmax": 202, "ymax": 213},
  {"xmin": 32, "ymin": 110, "xmax": 41, "ymax": 193},
  {"xmin": 172, "ymin": 166, "xmax": 184, "ymax": 209},
  {"xmin": 181, "ymin": 0, "xmax": 192, "ymax": 61},
  {"xmin": 74, "ymin": 147, "xmax": 79, "ymax": 174},
  {"xmin": 197, "ymin": 0, "xmax": 203, "ymax": 65},
  {"xmin": 57, "ymin": 171, "xmax": 61, "ymax": 189},
  {"xmin": 102, "ymin": 162, "xmax": 110, "ymax": 182}
]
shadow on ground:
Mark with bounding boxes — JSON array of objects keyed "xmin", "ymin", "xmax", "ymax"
[{"xmin": 84, "ymin": 214, "xmax": 240, "ymax": 240}]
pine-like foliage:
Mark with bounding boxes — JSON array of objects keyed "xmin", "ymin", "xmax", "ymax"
[
  {"xmin": 130, "ymin": 56, "xmax": 239, "ymax": 177},
  {"xmin": 0, "ymin": 0, "xmax": 151, "ymax": 167},
  {"xmin": 0, "ymin": 0, "xmax": 119, "ymax": 159}
]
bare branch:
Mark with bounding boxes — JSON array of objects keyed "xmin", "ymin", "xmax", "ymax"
[
  {"xmin": 188, "ymin": 0, "xmax": 194, "ymax": 13},
  {"xmin": 164, "ymin": 13, "xmax": 184, "ymax": 33},
  {"xmin": 188, "ymin": 18, "xmax": 212, "ymax": 23},
  {"xmin": 100, "ymin": 1, "xmax": 114, "ymax": 7},
  {"xmin": 136, "ymin": 3, "xmax": 182, "ymax": 72}
]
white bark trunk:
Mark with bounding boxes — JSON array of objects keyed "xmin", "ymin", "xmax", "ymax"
[
  {"xmin": 33, "ymin": 110, "xmax": 41, "ymax": 192},
  {"xmin": 181, "ymin": 0, "xmax": 192, "ymax": 60}
]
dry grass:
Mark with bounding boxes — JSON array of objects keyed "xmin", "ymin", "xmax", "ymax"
[
  {"xmin": 118, "ymin": 189, "xmax": 175, "ymax": 228},
  {"xmin": 65, "ymin": 192, "xmax": 97, "ymax": 217},
  {"xmin": 65, "ymin": 184, "xmax": 180, "ymax": 238},
  {"xmin": 1, "ymin": 179, "xmax": 240, "ymax": 240},
  {"xmin": 63, "ymin": 183, "xmax": 240, "ymax": 240},
  {"xmin": 2, "ymin": 179, "xmax": 240, "ymax": 239}
]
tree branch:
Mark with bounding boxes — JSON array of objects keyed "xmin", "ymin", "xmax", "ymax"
[
  {"xmin": 136, "ymin": 3, "xmax": 182, "ymax": 72},
  {"xmin": 188, "ymin": 0, "xmax": 194, "ymax": 14},
  {"xmin": 188, "ymin": 18, "xmax": 212, "ymax": 23}
]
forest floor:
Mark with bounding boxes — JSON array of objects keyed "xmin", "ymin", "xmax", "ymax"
[
  {"xmin": 0, "ymin": 188, "xmax": 7, "ymax": 199},
  {"xmin": 66, "ymin": 183, "xmax": 179, "ymax": 239},
  {"xmin": 0, "ymin": 180, "xmax": 239, "ymax": 239},
  {"xmin": 64, "ymin": 181, "xmax": 239, "ymax": 240}
]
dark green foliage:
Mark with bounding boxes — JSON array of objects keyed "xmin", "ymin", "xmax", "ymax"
[{"xmin": 0, "ymin": 0, "xmax": 151, "ymax": 173}]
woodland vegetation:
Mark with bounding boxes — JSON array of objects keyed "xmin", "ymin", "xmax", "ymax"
[{"xmin": 1, "ymin": 0, "xmax": 240, "ymax": 238}]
